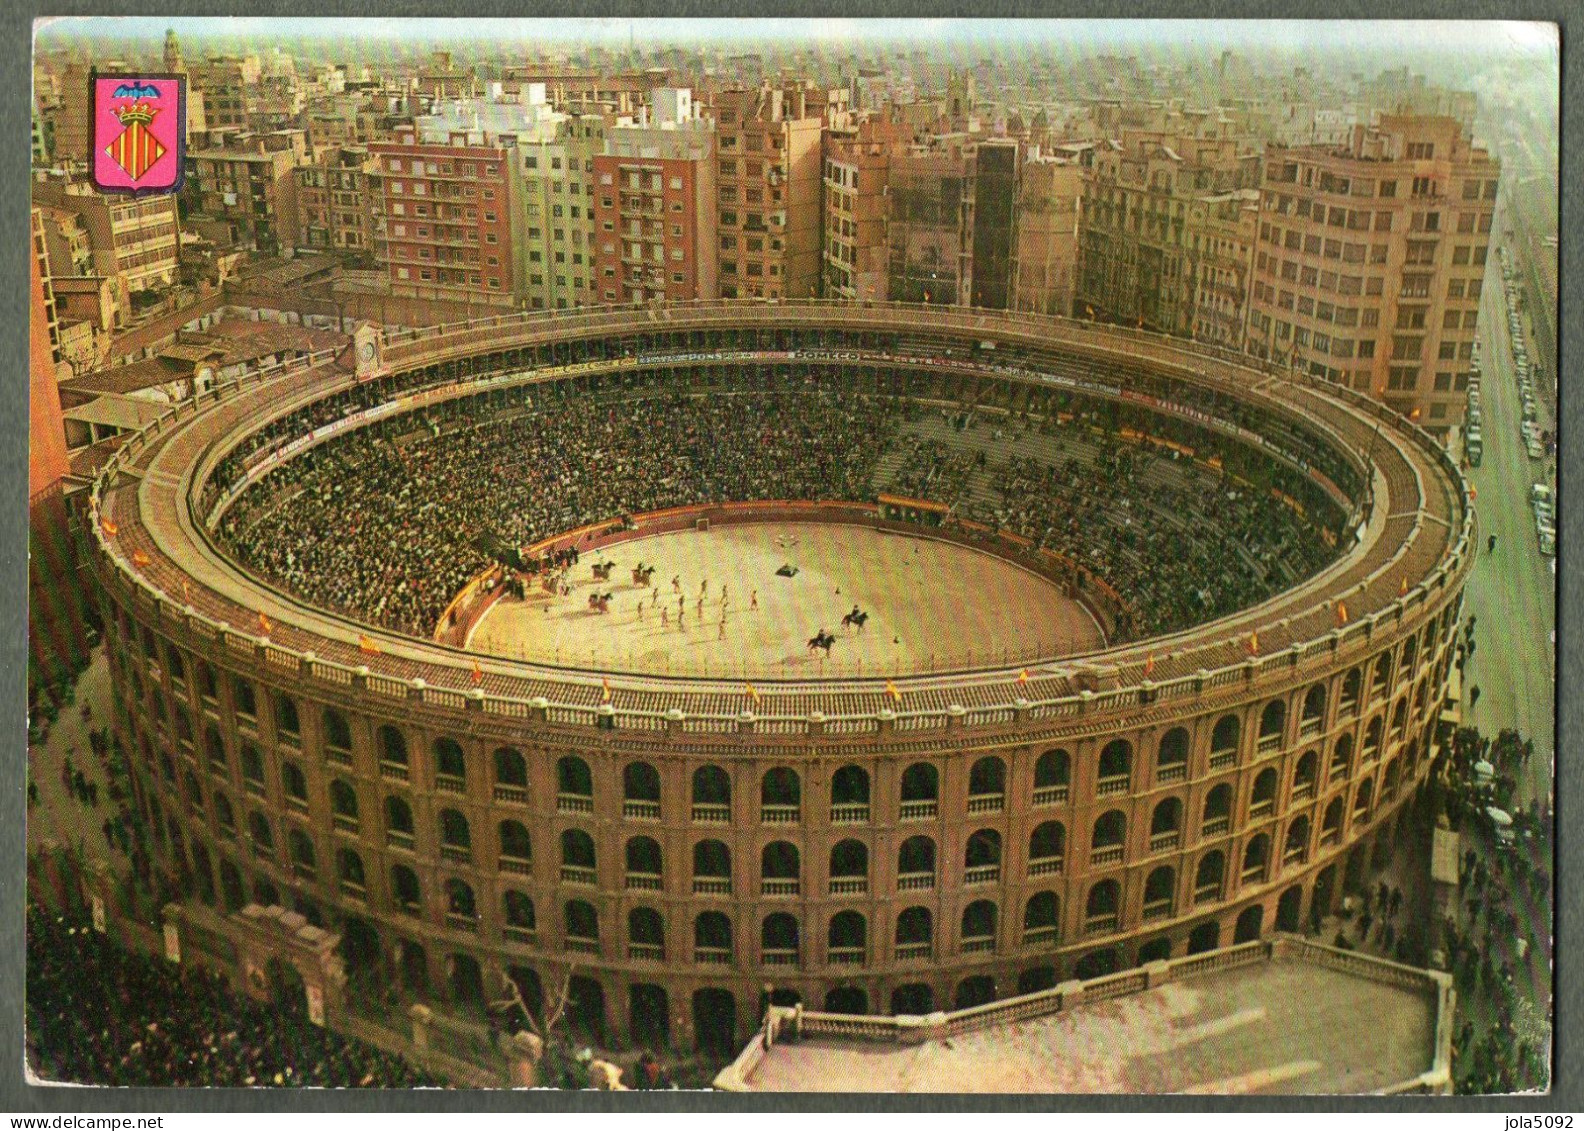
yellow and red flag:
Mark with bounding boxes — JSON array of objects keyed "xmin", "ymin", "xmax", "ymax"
[
  {"xmin": 885, "ymin": 679, "xmax": 902, "ymax": 702},
  {"xmin": 181, "ymin": 580, "xmax": 191, "ymax": 605},
  {"xmin": 1017, "ymin": 668, "xmax": 1030, "ymax": 685},
  {"xmin": 101, "ymin": 517, "xmax": 119, "ymax": 538},
  {"xmin": 471, "ymin": 659, "xmax": 484, "ymax": 686},
  {"xmin": 1399, "ymin": 576, "xmax": 1409, "ymax": 597},
  {"xmin": 745, "ymin": 682, "xmax": 761, "ymax": 705},
  {"xmin": 131, "ymin": 550, "xmax": 151, "ymax": 568},
  {"xmin": 1246, "ymin": 631, "xmax": 1260, "ymax": 656},
  {"xmin": 257, "ymin": 611, "xmax": 272, "ymax": 636},
  {"xmin": 1336, "ymin": 601, "xmax": 1349, "ymax": 626},
  {"xmin": 601, "ymin": 676, "xmax": 612, "ymax": 703},
  {"xmin": 1144, "ymin": 653, "xmax": 1156, "ymax": 677},
  {"xmin": 358, "ymin": 634, "xmax": 381, "ymax": 655}
]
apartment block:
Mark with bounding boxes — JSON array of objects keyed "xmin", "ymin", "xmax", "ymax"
[
  {"xmin": 294, "ymin": 146, "xmax": 379, "ymax": 260},
  {"xmin": 1077, "ymin": 124, "xmax": 1262, "ymax": 337},
  {"xmin": 32, "ymin": 174, "xmax": 181, "ymax": 293},
  {"xmin": 520, "ymin": 113, "xmax": 606, "ymax": 311},
  {"xmin": 1247, "ymin": 114, "xmax": 1499, "ymax": 430},
  {"xmin": 712, "ymin": 85, "xmax": 824, "ymax": 299},
  {"xmin": 821, "ymin": 118, "xmax": 901, "ymax": 301},
  {"xmin": 591, "ymin": 90, "xmax": 717, "ymax": 305},
  {"xmin": 1013, "ymin": 153, "xmax": 1084, "ymax": 318},
  {"xmin": 184, "ymin": 130, "xmax": 311, "ymax": 254},
  {"xmin": 370, "ymin": 129, "xmax": 523, "ymax": 307}
]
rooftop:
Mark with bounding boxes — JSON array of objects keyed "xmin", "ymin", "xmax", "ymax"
[{"xmin": 720, "ymin": 938, "xmax": 1451, "ymax": 1095}]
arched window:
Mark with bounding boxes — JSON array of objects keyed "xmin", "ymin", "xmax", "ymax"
[
  {"xmin": 1300, "ymin": 684, "xmax": 1327, "ymax": 733},
  {"xmin": 337, "ymin": 848, "xmax": 365, "ymax": 891},
  {"xmin": 969, "ymin": 756, "xmax": 1006, "ymax": 800},
  {"xmin": 174, "ymin": 705, "xmax": 194, "ymax": 746},
  {"xmin": 1353, "ymin": 778, "xmax": 1375, "ymax": 819},
  {"xmin": 564, "ymin": 900, "xmax": 599, "ymax": 943},
  {"xmin": 1085, "ymin": 879, "xmax": 1120, "ymax": 930},
  {"xmin": 896, "ymin": 906, "xmax": 933, "ymax": 952},
  {"xmin": 197, "ymin": 662, "xmax": 219, "ymax": 701},
  {"xmin": 1023, "ymin": 892, "xmax": 1059, "ymax": 940},
  {"xmin": 1097, "ymin": 740, "xmax": 1132, "ymax": 792},
  {"xmin": 281, "ymin": 761, "xmax": 307, "ymax": 802},
  {"xmin": 1091, "ymin": 810, "xmax": 1126, "ymax": 863},
  {"xmin": 274, "ymin": 694, "xmax": 300, "ymax": 741},
  {"xmin": 691, "ymin": 765, "xmax": 731, "ymax": 817},
  {"xmin": 1383, "ymin": 757, "xmax": 1401, "ymax": 801},
  {"xmin": 1340, "ymin": 668, "xmax": 1362, "ymax": 714},
  {"xmin": 1321, "ymin": 797, "xmax": 1345, "ymax": 843},
  {"xmin": 1211, "ymin": 714, "xmax": 1241, "ymax": 759},
  {"xmin": 761, "ymin": 841, "xmax": 800, "ymax": 885},
  {"xmin": 1331, "ymin": 734, "xmax": 1354, "ymax": 781},
  {"xmin": 232, "ymin": 677, "xmax": 257, "ymax": 719},
  {"xmin": 1250, "ymin": 768, "xmax": 1278, "ymax": 816},
  {"xmin": 964, "ymin": 829, "xmax": 1002, "ymax": 880},
  {"xmin": 288, "ymin": 829, "xmax": 316, "ymax": 875},
  {"xmin": 166, "ymin": 649, "xmax": 186, "ymax": 684},
  {"xmin": 1283, "ymin": 816, "xmax": 1311, "ymax": 865},
  {"xmin": 1258, "ymin": 699, "xmax": 1286, "ymax": 749},
  {"xmin": 624, "ymin": 760, "xmax": 661, "ymax": 801},
  {"xmin": 1202, "ymin": 783, "xmax": 1233, "ymax": 834},
  {"xmin": 762, "ymin": 912, "xmax": 800, "ymax": 956},
  {"xmin": 434, "ymin": 738, "xmax": 466, "ymax": 788},
  {"xmin": 693, "ymin": 838, "xmax": 731, "ymax": 878},
  {"xmin": 900, "ymin": 762, "xmax": 938, "ymax": 818},
  {"xmin": 897, "ymin": 835, "xmax": 935, "ymax": 883},
  {"xmin": 961, "ymin": 900, "xmax": 997, "ymax": 948},
  {"xmin": 385, "ymin": 795, "xmax": 414, "ymax": 836},
  {"xmin": 1149, "ymin": 798, "xmax": 1182, "ymax": 850},
  {"xmin": 391, "ymin": 864, "xmax": 421, "ymax": 912},
  {"xmin": 323, "ymin": 708, "xmax": 352, "ymax": 753},
  {"xmin": 557, "ymin": 755, "xmax": 592, "ymax": 798},
  {"xmin": 625, "ymin": 836, "xmax": 663, "ymax": 880},
  {"xmin": 627, "ymin": 906, "xmax": 663, "ymax": 953},
  {"xmin": 827, "ymin": 910, "xmax": 866, "ymax": 954},
  {"xmin": 499, "ymin": 820, "xmax": 532, "ymax": 867},
  {"xmin": 1390, "ymin": 697, "xmax": 1408, "ymax": 738},
  {"xmin": 1156, "ymin": 728, "xmax": 1189, "ymax": 779},
  {"xmin": 1193, "ymin": 851, "xmax": 1225, "ymax": 902},
  {"xmin": 1371, "ymin": 652, "xmax": 1392, "ymax": 696},
  {"xmin": 377, "ymin": 725, "xmax": 407, "ymax": 769},
  {"xmin": 561, "ymin": 828, "xmax": 596, "ymax": 873},
  {"xmin": 439, "ymin": 808, "xmax": 471, "ymax": 851},
  {"xmin": 1293, "ymin": 750, "xmax": 1319, "ymax": 799},
  {"xmin": 248, "ymin": 810, "xmax": 274, "ymax": 851},
  {"xmin": 504, "ymin": 890, "xmax": 536, "ymax": 931},
  {"xmin": 1400, "ymin": 634, "xmax": 1418, "ymax": 675},
  {"xmin": 761, "ymin": 767, "xmax": 800, "ymax": 818},
  {"xmin": 1143, "ymin": 865, "xmax": 1176, "ymax": 918},
  {"xmin": 213, "ymin": 792, "xmax": 235, "ymax": 835},
  {"xmin": 1028, "ymin": 821, "xmax": 1065, "ymax": 873},
  {"xmin": 204, "ymin": 725, "xmax": 226, "ymax": 770},
  {"xmin": 1241, "ymin": 833, "xmax": 1271, "ymax": 883},
  {"xmin": 831, "ymin": 765, "xmax": 870, "ymax": 820},
  {"xmin": 694, "ymin": 911, "xmax": 733, "ymax": 959},
  {"xmin": 829, "ymin": 839, "xmax": 868, "ymax": 885},
  {"xmin": 1034, "ymin": 748, "xmax": 1070, "ymax": 801},
  {"xmin": 183, "ymin": 770, "xmax": 203, "ymax": 811},
  {"xmin": 240, "ymin": 742, "xmax": 264, "ymax": 787},
  {"xmin": 1364, "ymin": 716, "xmax": 1384, "ymax": 760}
]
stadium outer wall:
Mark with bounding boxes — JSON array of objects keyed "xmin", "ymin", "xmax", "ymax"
[{"xmin": 83, "ymin": 301, "xmax": 1474, "ymax": 1058}]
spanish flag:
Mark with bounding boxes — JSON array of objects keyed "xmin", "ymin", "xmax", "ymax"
[
  {"xmin": 1399, "ymin": 576, "xmax": 1409, "ymax": 597},
  {"xmin": 358, "ymin": 634, "xmax": 381, "ymax": 655},
  {"xmin": 1017, "ymin": 668, "xmax": 1030, "ymax": 685},
  {"xmin": 745, "ymin": 682, "xmax": 761, "ymax": 704},
  {"xmin": 1144, "ymin": 653, "xmax": 1156, "ymax": 677},
  {"xmin": 257, "ymin": 611, "xmax": 272, "ymax": 636},
  {"xmin": 1469, "ymin": 485, "xmax": 1477, "ymax": 502},
  {"xmin": 181, "ymin": 580, "xmax": 191, "ymax": 605},
  {"xmin": 1085, "ymin": 304, "xmax": 1095, "ymax": 319},
  {"xmin": 471, "ymin": 659, "xmax": 484, "ymax": 686},
  {"xmin": 101, "ymin": 517, "xmax": 119, "ymax": 538},
  {"xmin": 1336, "ymin": 601, "xmax": 1349, "ymax": 626},
  {"xmin": 601, "ymin": 677, "xmax": 612, "ymax": 703},
  {"xmin": 1246, "ymin": 631, "xmax": 1260, "ymax": 656},
  {"xmin": 131, "ymin": 550, "xmax": 151, "ymax": 568},
  {"xmin": 885, "ymin": 678, "xmax": 901, "ymax": 702}
]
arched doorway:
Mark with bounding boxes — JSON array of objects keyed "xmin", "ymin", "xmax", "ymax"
[
  {"xmin": 507, "ymin": 966, "xmax": 544, "ymax": 1031},
  {"xmin": 397, "ymin": 940, "xmax": 428, "ymax": 995},
  {"xmin": 1276, "ymin": 885, "xmax": 1304, "ymax": 933},
  {"xmin": 1312, "ymin": 864, "xmax": 1338, "ymax": 925},
  {"xmin": 564, "ymin": 976, "xmax": 607, "ymax": 1047},
  {"xmin": 337, "ymin": 917, "xmax": 382, "ymax": 982},
  {"xmin": 1187, "ymin": 921, "xmax": 1220, "ymax": 954},
  {"xmin": 629, "ymin": 983, "xmax": 669, "ymax": 1050},
  {"xmin": 757, "ymin": 986, "xmax": 802, "ymax": 1017},
  {"xmin": 264, "ymin": 956, "xmax": 307, "ymax": 1017},
  {"xmin": 449, "ymin": 953, "xmax": 485, "ymax": 1011},
  {"xmin": 1234, "ymin": 905, "xmax": 1264, "ymax": 945},
  {"xmin": 1136, "ymin": 936, "xmax": 1172, "ymax": 965},
  {"xmin": 953, "ymin": 975, "xmax": 996, "ymax": 1009},
  {"xmin": 823, "ymin": 985, "xmax": 867, "ymax": 1014},
  {"xmin": 890, "ymin": 983, "xmax": 934, "ymax": 1015},
  {"xmin": 692, "ymin": 988, "xmax": 737, "ymax": 1057},
  {"xmin": 1018, "ymin": 966, "xmax": 1057, "ymax": 995},
  {"xmin": 1073, "ymin": 948, "xmax": 1118, "ymax": 980}
]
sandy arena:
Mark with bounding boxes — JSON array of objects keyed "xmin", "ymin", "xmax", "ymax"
[{"xmin": 466, "ymin": 523, "xmax": 1105, "ymax": 679}]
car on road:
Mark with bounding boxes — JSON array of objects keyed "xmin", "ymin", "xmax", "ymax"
[{"xmin": 1538, "ymin": 528, "xmax": 1555, "ymax": 557}]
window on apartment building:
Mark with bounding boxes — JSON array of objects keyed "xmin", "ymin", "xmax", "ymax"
[
  {"xmin": 1396, "ymin": 306, "xmax": 1427, "ymax": 329},
  {"xmin": 1370, "ymin": 245, "xmax": 1389, "ymax": 265},
  {"xmin": 419, "ymin": 269, "xmax": 432, "ymax": 280},
  {"xmin": 1323, "ymin": 239, "xmax": 1342, "ymax": 260},
  {"xmin": 1342, "ymin": 244, "xmax": 1365, "ymax": 264},
  {"xmin": 396, "ymin": 267, "xmax": 409, "ymax": 280},
  {"xmin": 1462, "ymin": 310, "xmax": 1478, "ymax": 330},
  {"xmin": 1468, "ymin": 280, "xmax": 1483, "ymax": 299},
  {"xmin": 1358, "ymin": 340, "xmax": 1376, "ymax": 358},
  {"xmin": 487, "ymin": 277, "xmax": 500, "ymax": 288},
  {"xmin": 1391, "ymin": 336, "xmax": 1424, "ymax": 360},
  {"xmin": 1387, "ymin": 366, "xmax": 1418, "ymax": 390},
  {"xmin": 530, "ymin": 273, "xmax": 543, "ymax": 285},
  {"xmin": 1300, "ymin": 266, "xmax": 1318, "ymax": 287},
  {"xmin": 671, "ymin": 202, "xmax": 683, "ymax": 212},
  {"xmin": 1301, "ymin": 234, "xmax": 1321, "ymax": 255},
  {"xmin": 1438, "ymin": 341, "xmax": 1457, "ymax": 360},
  {"xmin": 1333, "ymin": 338, "xmax": 1356, "ymax": 358},
  {"xmin": 1456, "ymin": 213, "xmax": 1476, "ymax": 234},
  {"xmin": 1298, "ymin": 296, "xmax": 1315, "ymax": 316},
  {"xmin": 1433, "ymin": 372, "xmax": 1454, "ymax": 391},
  {"xmin": 486, "ymin": 233, "xmax": 498, "ymax": 244},
  {"xmin": 1278, "ymin": 290, "xmax": 1295, "ymax": 311},
  {"xmin": 1451, "ymin": 246, "xmax": 1471, "ymax": 266},
  {"xmin": 1317, "ymin": 301, "xmax": 1335, "ymax": 322},
  {"xmin": 1443, "ymin": 309, "xmax": 1462, "ymax": 330},
  {"xmin": 1362, "ymin": 309, "xmax": 1381, "ymax": 329},
  {"xmin": 1406, "ymin": 142, "xmax": 1435, "ymax": 160}
]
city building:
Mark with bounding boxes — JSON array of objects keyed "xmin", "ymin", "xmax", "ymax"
[
  {"xmin": 591, "ymin": 89, "xmax": 718, "ymax": 305},
  {"xmin": 293, "ymin": 146, "xmax": 379, "ymax": 261},
  {"xmin": 820, "ymin": 116, "xmax": 902, "ymax": 301},
  {"xmin": 33, "ymin": 173, "xmax": 182, "ymax": 294},
  {"xmin": 184, "ymin": 130, "xmax": 312, "ymax": 255},
  {"xmin": 1012, "ymin": 151, "xmax": 1084, "ymax": 318},
  {"xmin": 1076, "ymin": 120, "xmax": 1262, "ymax": 337},
  {"xmin": 519, "ymin": 112, "xmax": 605, "ymax": 311},
  {"xmin": 370, "ymin": 127, "xmax": 525, "ymax": 308},
  {"xmin": 711, "ymin": 84, "xmax": 825, "ymax": 300},
  {"xmin": 1246, "ymin": 114, "xmax": 1499, "ymax": 430}
]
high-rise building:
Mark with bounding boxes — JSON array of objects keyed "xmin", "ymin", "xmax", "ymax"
[
  {"xmin": 519, "ymin": 113, "xmax": 605, "ymax": 311},
  {"xmin": 1076, "ymin": 122, "xmax": 1262, "ymax": 336},
  {"xmin": 183, "ymin": 129, "xmax": 310, "ymax": 254},
  {"xmin": 1246, "ymin": 114, "xmax": 1499, "ymax": 430},
  {"xmin": 293, "ymin": 146, "xmax": 378, "ymax": 260},
  {"xmin": 591, "ymin": 90, "xmax": 717, "ymax": 305},
  {"xmin": 370, "ymin": 127, "xmax": 524, "ymax": 307},
  {"xmin": 820, "ymin": 117, "xmax": 902, "ymax": 301},
  {"xmin": 711, "ymin": 84, "xmax": 824, "ymax": 299},
  {"xmin": 33, "ymin": 173, "xmax": 182, "ymax": 293},
  {"xmin": 1012, "ymin": 152, "xmax": 1084, "ymax": 318}
]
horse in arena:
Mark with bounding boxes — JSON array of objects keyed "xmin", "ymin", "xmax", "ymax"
[
  {"xmin": 842, "ymin": 608, "xmax": 869, "ymax": 632},
  {"xmin": 631, "ymin": 564, "xmax": 656, "ymax": 587},
  {"xmin": 807, "ymin": 630, "xmax": 835, "ymax": 655},
  {"xmin": 588, "ymin": 591, "xmax": 613, "ymax": 614},
  {"xmin": 592, "ymin": 561, "xmax": 616, "ymax": 582}
]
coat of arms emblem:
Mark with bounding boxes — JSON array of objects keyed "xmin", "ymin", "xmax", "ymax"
[{"xmin": 90, "ymin": 73, "xmax": 185, "ymax": 194}]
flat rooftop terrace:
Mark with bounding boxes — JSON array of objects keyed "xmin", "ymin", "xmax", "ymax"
[{"xmin": 726, "ymin": 939, "xmax": 1451, "ymax": 1095}]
